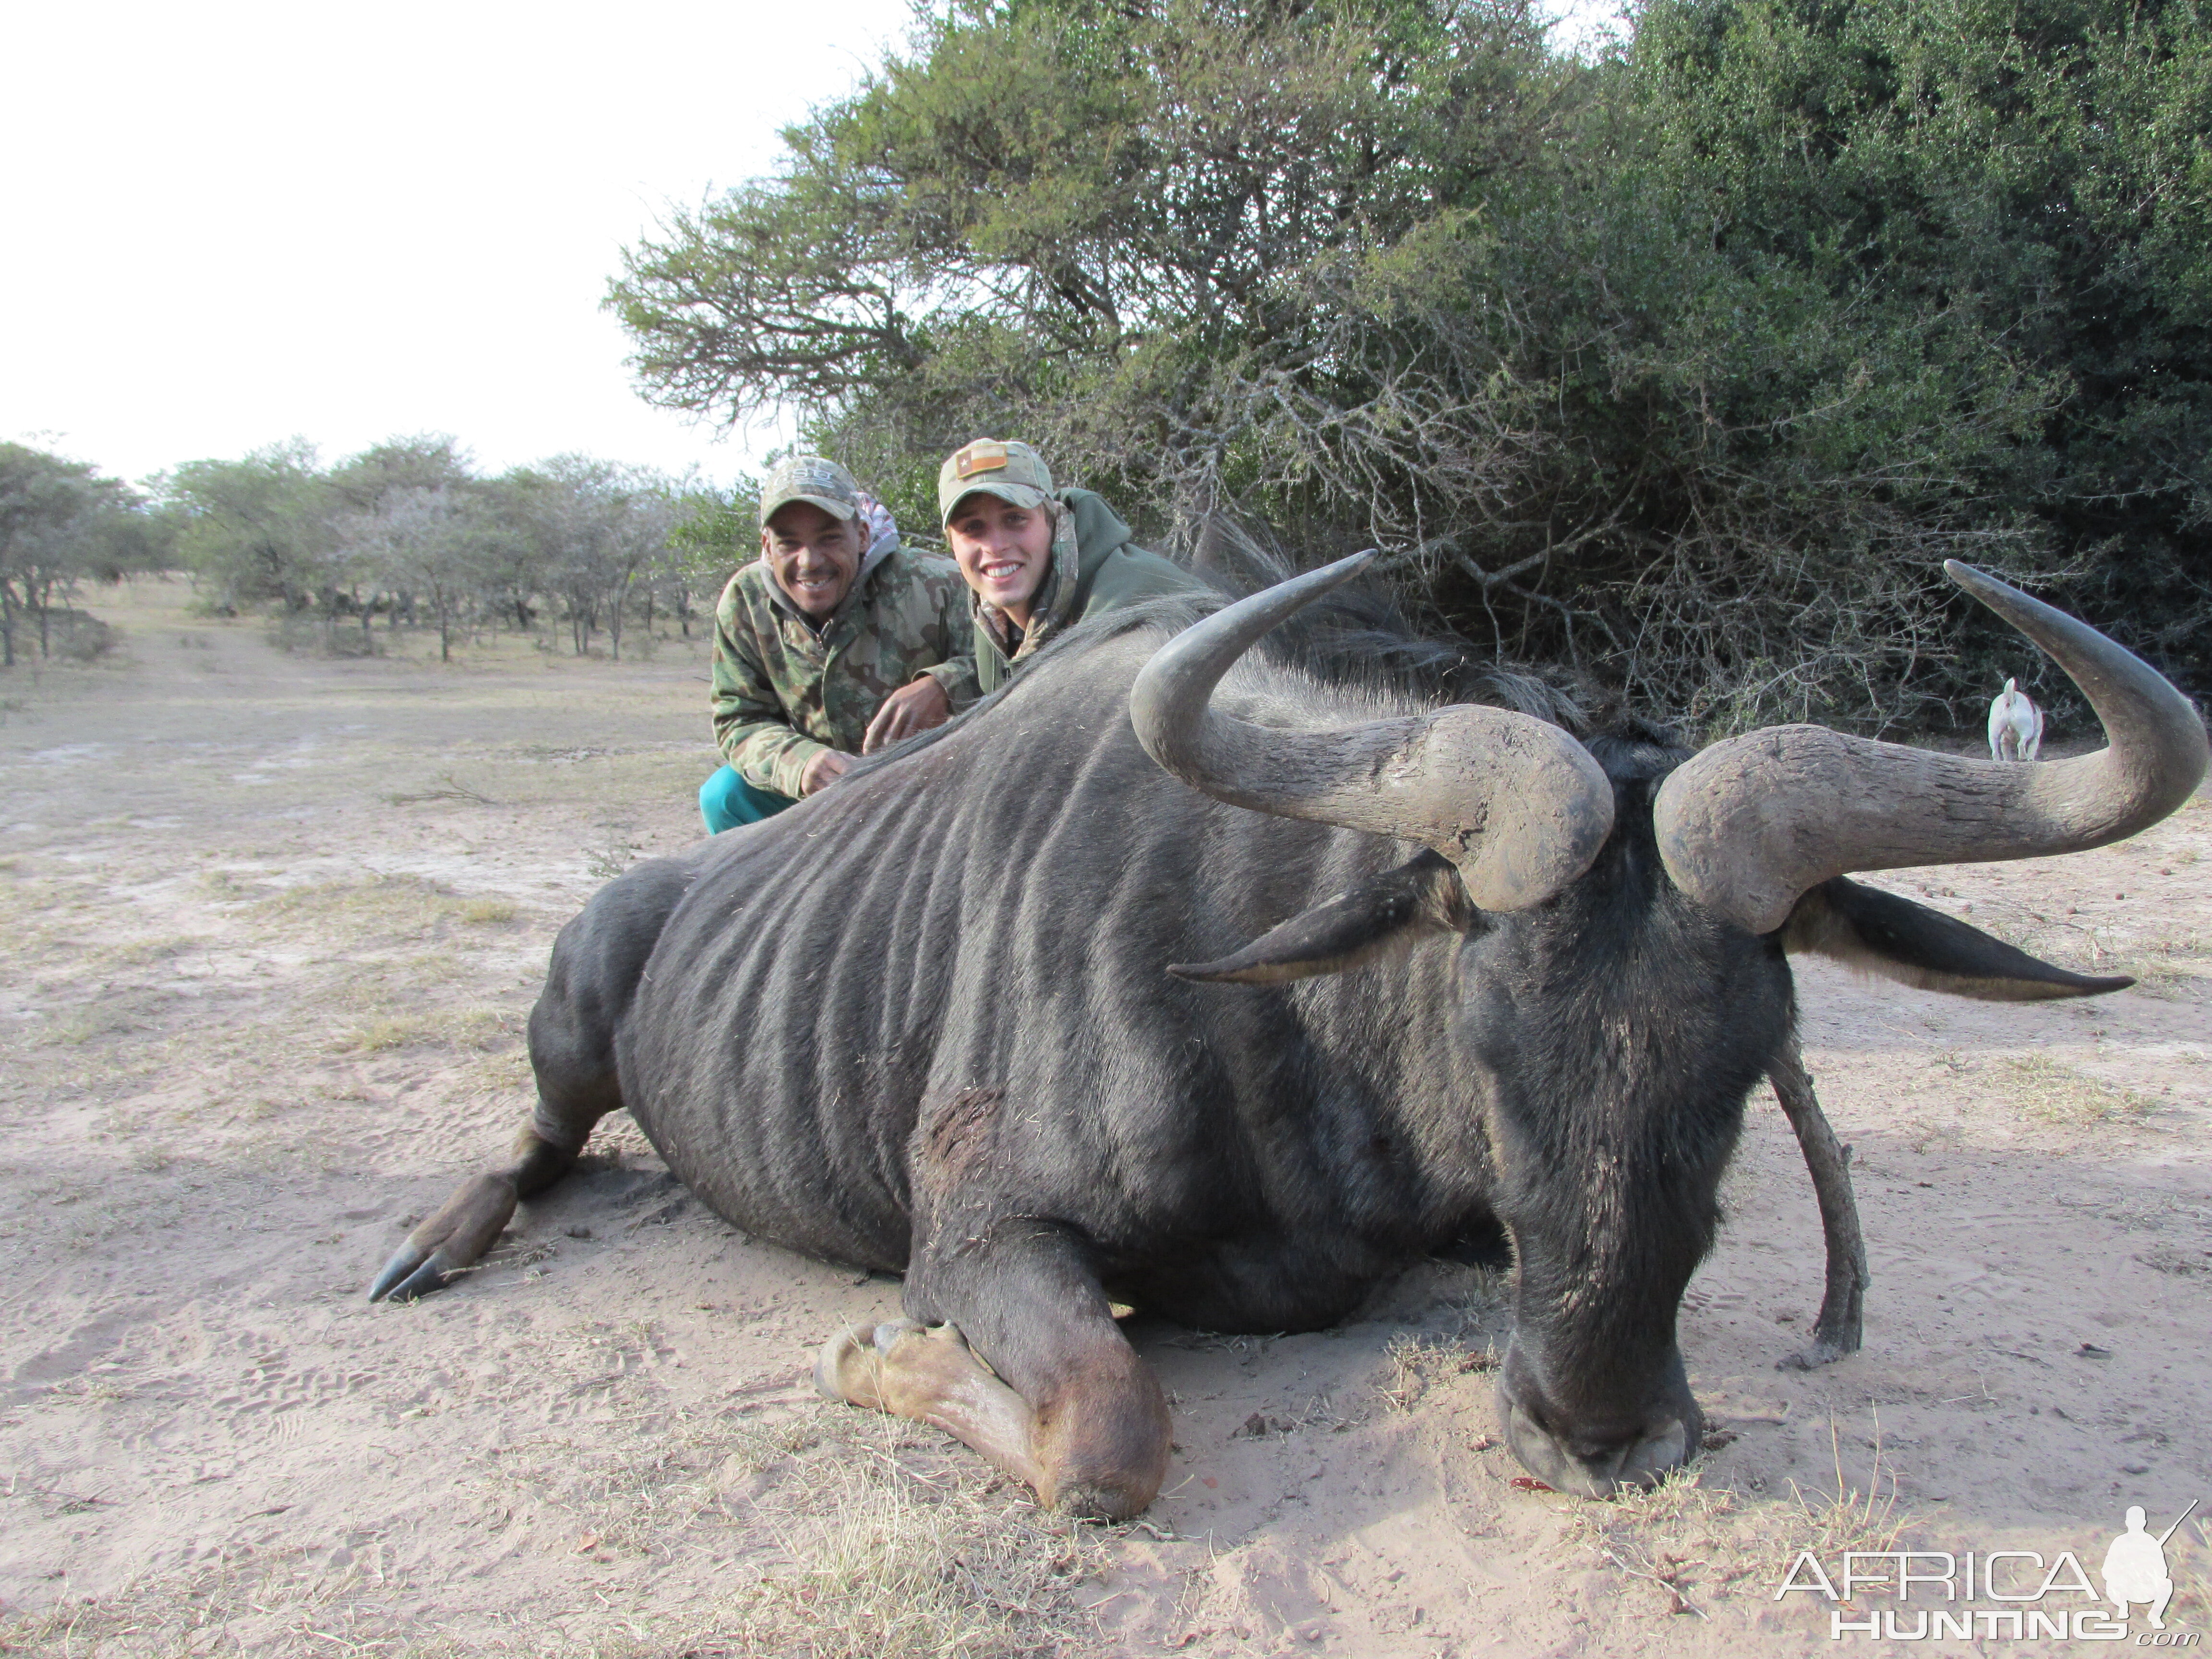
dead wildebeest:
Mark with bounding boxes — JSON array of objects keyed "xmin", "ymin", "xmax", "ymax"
[{"xmin": 371, "ymin": 558, "xmax": 2205, "ymax": 1511}]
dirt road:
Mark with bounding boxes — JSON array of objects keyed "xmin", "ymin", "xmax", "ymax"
[{"xmin": 2, "ymin": 579, "xmax": 2206, "ymax": 1656}]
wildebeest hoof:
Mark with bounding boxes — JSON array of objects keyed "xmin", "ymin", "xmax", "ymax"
[
  {"xmin": 1777, "ymin": 1334, "xmax": 1853, "ymax": 1371},
  {"xmin": 1498, "ymin": 1395, "xmax": 1695, "ymax": 1498},
  {"xmin": 813, "ymin": 1324, "xmax": 877, "ymax": 1405},
  {"xmin": 814, "ymin": 1320, "xmax": 989, "ymax": 1413},
  {"xmin": 1050, "ymin": 1478, "xmax": 1147, "ymax": 1523},
  {"xmin": 368, "ymin": 1172, "xmax": 518, "ymax": 1302},
  {"xmin": 815, "ymin": 1319, "xmax": 931, "ymax": 1407}
]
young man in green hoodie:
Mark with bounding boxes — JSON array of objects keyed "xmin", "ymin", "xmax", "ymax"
[
  {"xmin": 700, "ymin": 455, "xmax": 972, "ymax": 832},
  {"xmin": 937, "ymin": 438, "xmax": 1209, "ymax": 696}
]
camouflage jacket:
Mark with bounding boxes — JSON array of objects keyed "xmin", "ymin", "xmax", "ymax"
[
  {"xmin": 962, "ymin": 488, "xmax": 1211, "ymax": 698},
  {"xmin": 711, "ymin": 539, "xmax": 974, "ymax": 799}
]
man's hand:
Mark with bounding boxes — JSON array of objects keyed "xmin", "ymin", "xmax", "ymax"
[
  {"xmin": 862, "ymin": 676, "xmax": 952, "ymax": 754},
  {"xmin": 799, "ymin": 748, "xmax": 856, "ymax": 795}
]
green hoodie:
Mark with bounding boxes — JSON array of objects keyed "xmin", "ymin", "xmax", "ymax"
[{"xmin": 966, "ymin": 488, "xmax": 1210, "ymax": 697}]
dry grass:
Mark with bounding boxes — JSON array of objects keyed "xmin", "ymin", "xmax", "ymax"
[
  {"xmin": 2175, "ymin": 1519, "xmax": 2212, "ymax": 1626},
  {"xmin": 84, "ymin": 934, "xmax": 203, "ymax": 968},
  {"xmin": 467, "ymin": 748, "xmax": 709, "ymax": 818},
  {"xmin": 336, "ymin": 1008, "xmax": 512, "ymax": 1056},
  {"xmin": 454, "ymin": 1338, "xmax": 1108, "ymax": 1654},
  {"xmin": 1371, "ymin": 1264, "xmax": 1508, "ymax": 1412},
  {"xmin": 1760, "ymin": 1417, "xmax": 1915, "ymax": 1574},
  {"xmin": 582, "ymin": 827, "xmax": 644, "ymax": 883},
  {"xmin": 0, "ymin": 878, "xmax": 86, "ymax": 953},
  {"xmin": 0, "ymin": 1546, "xmax": 397, "ymax": 1659},
  {"xmin": 716, "ymin": 1452, "xmax": 1101, "ymax": 1659},
  {"xmin": 1557, "ymin": 1414, "xmax": 1918, "ymax": 1622},
  {"xmin": 384, "ymin": 770, "xmax": 499, "ymax": 807},
  {"xmin": 1563, "ymin": 1467, "xmax": 1743, "ymax": 1618},
  {"xmin": 1997, "ymin": 1054, "xmax": 2163, "ymax": 1124},
  {"xmin": 250, "ymin": 874, "xmax": 478, "ymax": 940},
  {"xmin": 2128, "ymin": 928, "xmax": 2212, "ymax": 999},
  {"xmin": 0, "ymin": 1405, "xmax": 1105, "ymax": 1659},
  {"xmin": 1378, "ymin": 1331, "xmax": 1496, "ymax": 1414}
]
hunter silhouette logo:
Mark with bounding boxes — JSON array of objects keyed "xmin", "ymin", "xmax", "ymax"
[
  {"xmin": 2105, "ymin": 1501, "xmax": 2196, "ymax": 1632},
  {"xmin": 1776, "ymin": 1497, "xmax": 2202, "ymax": 1642}
]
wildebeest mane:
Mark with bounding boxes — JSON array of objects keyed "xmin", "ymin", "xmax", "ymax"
[
  {"xmin": 850, "ymin": 522, "xmax": 1607, "ymax": 786},
  {"xmin": 1190, "ymin": 521, "xmax": 1593, "ymax": 733}
]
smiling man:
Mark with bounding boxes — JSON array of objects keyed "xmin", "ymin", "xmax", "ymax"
[
  {"xmin": 700, "ymin": 455, "xmax": 972, "ymax": 832},
  {"xmin": 938, "ymin": 439, "xmax": 1208, "ymax": 695}
]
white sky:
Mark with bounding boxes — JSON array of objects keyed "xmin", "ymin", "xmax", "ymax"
[
  {"xmin": 2, "ymin": 0, "xmax": 1620, "ymax": 496},
  {"xmin": 1, "ymin": 0, "xmax": 917, "ymax": 492}
]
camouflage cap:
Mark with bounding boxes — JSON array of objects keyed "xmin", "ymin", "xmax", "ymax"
[
  {"xmin": 938, "ymin": 438, "xmax": 1053, "ymax": 525},
  {"xmin": 760, "ymin": 455, "xmax": 862, "ymax": 530}
]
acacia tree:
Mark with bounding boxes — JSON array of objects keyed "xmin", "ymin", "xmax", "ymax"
[
  {"xmin": 158, "ymin": 438, "xmax": 700, "ymax": 661},
  {"xmin": 327, "ymin": 435, "xmax": 477, "ymax": 636},
  {"xmin": 0, "ymin": 444, "xmax": 152, "ymax": 666},
  {"xmin": 164, "ymin": 441, "xmax": 337, "ymax": 618},
  {"xmin": 1631, "ymin": 0, "xmax": 2212, "ymax": 704},
  {"xmin": 613, "ymin": 0, "xmax": 2212, "ymax": 724},
  {"xmin": 658, "ymin": 482, "xmax": 759, "ymax": 637},
  {"xmin": 465, "ymin": 473, "xmax": 551, "ymax": 635},
  {"xmin": 337, "ymin": 485, "xmax": 478, "ymax": 660},
  {"xmin": 612, "ymin": 0, "xmax": 1552, "ymax": 528},
  {"xmin": 512, "ymin": 458, "xmax": 678, "ymax": 659}
]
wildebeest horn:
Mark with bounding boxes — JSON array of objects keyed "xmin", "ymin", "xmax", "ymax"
[
  {"xmin": 1129, "ymin": 552, "xmax": 1616, "ymax": 911},
  {"xmin": 1653, "ymin": 560, "xmax": 2211, "ymax": 934}
]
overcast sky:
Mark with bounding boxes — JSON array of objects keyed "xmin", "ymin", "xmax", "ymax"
[
  {"xmin": 3, "ymin": 0, "xmax": 1617, "ymax": 495},
  {"xmin": 1, "ymin": 0, "xmax": 917, "ymax": 491}
]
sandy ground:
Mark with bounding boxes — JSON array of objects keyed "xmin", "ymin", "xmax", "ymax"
[{"xmin": 1, "ymin": 577, "xmax": 2208, "ymax": 1658}]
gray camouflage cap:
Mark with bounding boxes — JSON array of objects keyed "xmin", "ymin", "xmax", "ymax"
[
  {"xmin": 938, "ymin": 438, "xmax": 1053, "ymax": 524},
  {"xmin": 760, "ymin": 455, "xmax": 862, "ymax": 529}
]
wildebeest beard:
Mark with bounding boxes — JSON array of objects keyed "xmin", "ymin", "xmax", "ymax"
[{"xmin": 369, "ymin": 555, "xmax": 2205, "ymax": 1516}]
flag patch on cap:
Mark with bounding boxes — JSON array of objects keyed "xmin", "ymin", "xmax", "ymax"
[{"xmin": 954, "ymin": 440, "xmax": 1009, "ymax": 479}]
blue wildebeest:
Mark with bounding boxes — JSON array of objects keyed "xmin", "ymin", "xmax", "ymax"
[{"xmin": 372, "ymin": 559, "xmax": 2205, "ymax": 1512}]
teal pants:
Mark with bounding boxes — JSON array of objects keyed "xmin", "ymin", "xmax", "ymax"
[{"xmin": 699, "ymin": 766, "xmax": 798, "ymax": 834}]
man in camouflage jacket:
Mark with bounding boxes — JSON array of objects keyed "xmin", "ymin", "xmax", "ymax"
[{"xmin": 700, "ymin": 457, "xmax": 972, "ymax": 832}]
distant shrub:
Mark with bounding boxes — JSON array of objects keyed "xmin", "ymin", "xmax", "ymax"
[
  {"xmin": 48, "ymin": 610, "xmax": 119, "ymax": 662},
  {"xmin": 264, "ymin": 613, "xmax": 381, "ymax": 658}
]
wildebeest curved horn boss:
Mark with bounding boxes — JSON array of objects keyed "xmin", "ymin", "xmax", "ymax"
[{"xmin": 373, "ymin": 557, "xmax": 2206, "ymax": 1512}]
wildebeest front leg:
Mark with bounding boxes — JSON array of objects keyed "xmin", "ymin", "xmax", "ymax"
[
  {"xmin": 815, "ymin": 1221, "xmax": 1173, "ymax": 1519},
  {"xmin": 367, "ymin": 1118, "xmax": 587, "ymax": 1302},
  {"xmin": 368, "ymin": 850, "xmax": 696, "ymax": 1303},
  {"xmin": 1770, "ymin": 1036, "xmax": 1869, "ymax": 1368}
]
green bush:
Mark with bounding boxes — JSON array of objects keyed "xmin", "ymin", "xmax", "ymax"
[{"xmin": 612, "ymin": 0, "xmax": 2212, "ymax": 730}]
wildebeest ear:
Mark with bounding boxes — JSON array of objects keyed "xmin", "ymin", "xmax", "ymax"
[
  {"xmin": 1171, "ymin": 851, "xmax": 1474, "ymax": 985},
  {"xmin": 1779, "ymin": 876, "xmax": 2133, "ymax": 1001}
]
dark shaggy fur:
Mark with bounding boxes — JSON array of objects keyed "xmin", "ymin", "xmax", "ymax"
[{"xmin": 518, "ymin": 603, "xmax": 1774, "ymax": 1485}]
